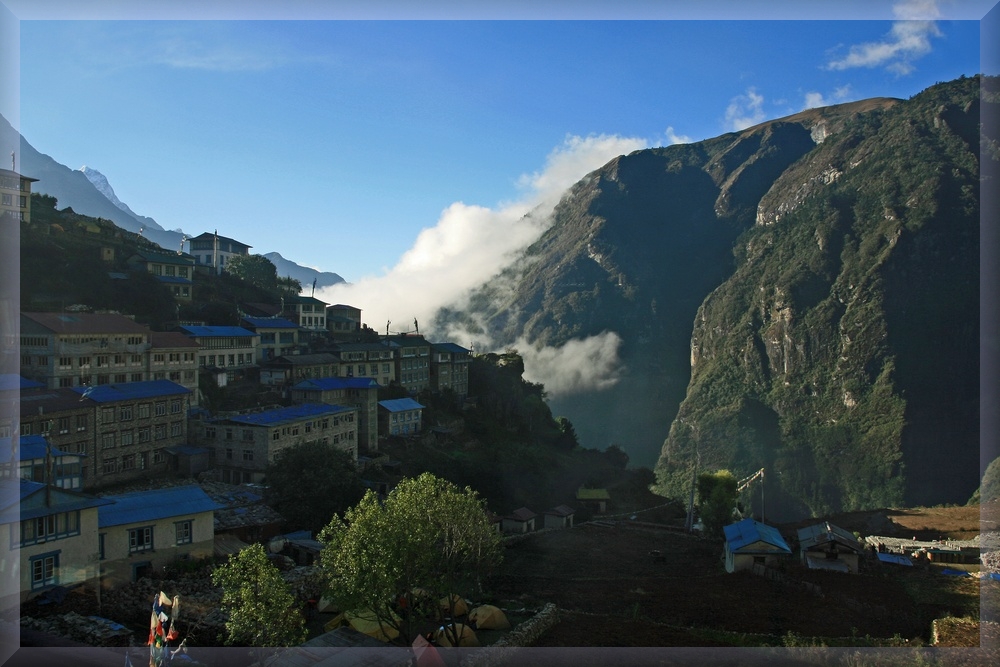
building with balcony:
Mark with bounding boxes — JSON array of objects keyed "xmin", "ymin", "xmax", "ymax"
[
  {"xmin": 326, "ymin": 304, "xmax": 362, "ymax": 339},
  {"xmin": 332, "ymin": 342, "xmax": 395, "ymax": 387},
  {"xmin": 20, "ymin": 312, "xmax": 153, "ymax": 390},
  {"xmin": 14, "ymin": 435, "xmax": 86, "ymax": 490},
  {"xmin": 259, "ymin": 353, "xmax": 338, "ymax": 386},
  {"xmin": 282, "ymin": 295, "xmax": 328, "ymax": 331},
  {"xmin": 178, "ymin": 325, "xmax": 259, "ymax": 382}
]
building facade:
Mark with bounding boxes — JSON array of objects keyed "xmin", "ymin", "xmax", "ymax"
[
  {"xmin": 179, "ymin": 325, "xmax": 259, "ymax": 382},
  {"xmin": 290, "ymin": 377, "xmax": 380, "ymax": 452},
  {"xmin": 241, "ymin": 317, "xmax": 301, "ymax": 363},
  {"xmin": 126, "ymin": 250, "xmax": 196, "ymax": 301},
  {"xmin": 378, "ymin": 398, "xmax": 424, "ymax": 438},
  {"xmin": 332, "ymin": 342, "xmax": 395, "ymax": 387},
  {"xmin": 430, "ymin": 342, "xmax": 471, "ymax": 398},
  {"xmin": 282, "ymin": 295, "xmax": 328, "ymax": 331},
  {"xmin": 259, "ymin": 353, "xmax": 338, "ymax": 386},
  {"xmin": 326, "ymin": 304, "xmax": 362, "ymax": 339},
  {"xmin": 193, "ymin": 403, "xmax": 359, "ymax": 484},
  {"xmin": 97, "ymin": 485, "xmax": 218, "ymax": 586},
  {"xmin": 0, "ymin": 167, "xmax": 38, "ymax": 224},
  {"xmin": 148, "ymin": 332, "xmax": 201, "ymax": 403},
  {"xmin": 187, "ymin": 231, "xmax": 251, "ymax": 275},
  {"xmin": 70, "ymin": 381, "xmax": 192, "ymax": 490},
  {"xmin": 20, "ymin": 312, "xmax": 152, "ymax": 389},
  {"xmin": 384, "ymin": 334, "xmax": 431, "ymax": 394}
]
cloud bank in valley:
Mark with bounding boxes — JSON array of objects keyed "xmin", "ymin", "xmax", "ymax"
[
  {"xmin": 516, "ymin": 332, "xmax": 624, "ymax": 398},
  {"xmin": 316, "ymin": 133, "xmax": 646, "ymax": 394}
]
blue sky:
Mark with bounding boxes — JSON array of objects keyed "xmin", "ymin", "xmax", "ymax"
[{"xmin": 3, "ymin": 1, "xmax": 995, "ymax": 359}]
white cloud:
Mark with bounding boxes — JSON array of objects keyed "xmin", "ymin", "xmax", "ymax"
[
  {"xmin": 826, "ymin": 1, "xmax": 942, "ymax": 74},
  {"xmin": 665, "ymin": 126, "xmax": 693, "ymax": 145},
  {"xmin": 802, "ymin": 84, "xmax": 853, "ymax": 109},
  {"xmin": 725, "ymin": 87, "xmax": 766, "ymax": 131},
  {"xmin": 517, "ymin": 332, "xmax": 624, "ymax": 398},
  {"xmin": 317, "ymin": 133, "xmax": 647, "ymax": 343}
]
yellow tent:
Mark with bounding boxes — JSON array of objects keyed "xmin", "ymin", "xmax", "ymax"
[
  {"xmin": 325, "ymin": 609, "xmax": 400, "ymax": 642},
  {"xmin": 434, "ymin": 623, "xmax": 479, "ymax": 648},
  {"xmin": 468, "ymin": 604, "xmax": 510, "ymax": 630},
  {"xmin": 438, "ymin": 594, "xmax": 469, "ymax": 616}
]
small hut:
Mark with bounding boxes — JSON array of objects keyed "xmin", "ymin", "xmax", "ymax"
[{"xmin": 723, "ymin": 518, "xmax": 791, "ymax": 573}]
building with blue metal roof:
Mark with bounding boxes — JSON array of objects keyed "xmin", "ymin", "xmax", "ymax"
[
  {"xmin": 378, "ymin": 398, "xmax": 424, "ymax": 438},
  {"xmin": 723, "ymin": 518, "xmax": 792, "ymax": 573},
  {"xmin": 178, "ymin": 325, "xmax": 259, "ymax": 382},
  {"xmin": 291, "ymin": 377, "xmax": 381, "ymax": 452},
  {"xmin": 240, "ymin": 317, "xmax": 302, "ymax": 363},
  {"xmin": 98, "ymin": 485, "xmax": 219, "ymax": 586},
  {"xmin": 191, "ymin": 403, "xmax": 360, "ymax": 485},
  {"xmin": 70, "ymin": 379, "xmax": 190, "ymax": 403},
  {"xmin": 13, "ymin": 434, "xmax": 87, "ymax": 490},
  {"xmin": 0, "ymin": 478, "xmax": 111, "ymax": 609}
]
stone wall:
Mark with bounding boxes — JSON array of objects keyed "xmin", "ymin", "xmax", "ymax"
[{"xmin": 459, "ymin": 603, "xmax": 559, "ymax": 667}]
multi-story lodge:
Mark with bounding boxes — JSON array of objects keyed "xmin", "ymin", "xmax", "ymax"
[
  {"xmin": 18, "ymin": 388, "xmax": 94, "ymax": 479},
  {"xmin": 259, "ymin": 353, "xmax": 339, "ymax": 386},
  {"xmin": 20, "ymin": 312, "xmax": 152, "ymax": 389},
  {"xmin": 187, "ymin": 231, "xmax": 251, "ymax": 275},
  {"xmin": 192, "ymin": 403, "xmax": 359, "ymax": 484},
  {"xmin": 282, "ymin": 295, "xmax": 327, "ymax": 331},
  {"xmin": 178, "ymin": 325, "xmax": 258, "ymax": 382},
  {"xmin": 378, "ymin": 398, "xmax": 425, "ymax": 437},
  {"xmin": 148, "ymin": 332, "xmax": 201, "ymax": 403},
  {"xmin": 1, "ymin": 166, "xmax": 38, "ymax": 223},
  {"xmin": 326, "ymin": 304, "xmax": 362, "ymax": 339},
  {"xmin": 430, "ymin": 342, "xmax": 471, "ymax": 399},
  {"xmin": 125, "ymin": 250, "xmax": 196, "ymax": 301},
  {"xmin": 241, "ymin": 316, "xmax": 301, "ymax": 362},
  {"xmin": 384, "ymin": 334, "xmax": 431, "ymax": 394},
  {"xmin": 70, "ymin": 380, "xmax": 192, "ymax": 489},
  {"xmin": 332, "ymin": 342, "xmax": 395, "ymax": 387},
  {"xmin": 290, "ymin": 377, "xmax": 380, "ymax": 452}
]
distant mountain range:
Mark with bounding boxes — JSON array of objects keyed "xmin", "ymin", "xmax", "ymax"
[
  {"xmin": 1, "ymin": 113, "xmax": 344, "ymax": 290},
  {"xmin": 437, "ymin": 75, "xmax": 994, "ymax": 519}
]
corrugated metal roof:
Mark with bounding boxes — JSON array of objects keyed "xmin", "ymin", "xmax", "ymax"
[
  {"xmin": 507, "ymin": 507, "xmax": 537, "ymax": 521},
  {"xmin": 71, "ymin": 380, "xmax": 190, "ymax": 403},
  {"xmin": 431, "ymin": 342, "xmax": 470, "ymax": 354},
  {"xmin": 1, "ymin": 478, "xmax": 112, "ymax": 524},
  {"xmin": 723, "ymin": 518, "xmax": 791, "ymax": 554},
  {"xmin": 179, "ymin": 325, "xmax": 256, "ymax": 338},
  {"xmin": 797, "ymin": 521, "xmax": 863, "ymax": 552},
  {"xmin": 269, "ymin": 353, "xmax": 338, "ymax": 366},
  {"xmin": 544, "ymin": 505, "xmax": 576, "ymax": 517},
  {"xmin": 378, "ymin": 398, "xmax": 425, "ymax": 412},
  {"xmin": 16, "ymin": 436, "xmax": 85, "ymax": 461},
  {"xmin": 21, "ymin": 312, "xmax": 150, "ymax": 334},
  {"xmin": 99, "ymin": 485, "xmax": 220, "ymax": 528},
  {"xmin": 156, "ymin": 276, "xmax": 193, "ymax": 285},
  {"xmin": 0, "ymin": 374, "xmax": 43, "ymax": 390},
  {"xmin": 293, "ymin": 377, "xmax": 380, "ymax": 391},
  {"xmin": 220, "ymin": 403, "xmax": 351, "ymax": 427},
  {"xmin": 149, "ymin": 332, "xmax": 201, "ymax": 348}
]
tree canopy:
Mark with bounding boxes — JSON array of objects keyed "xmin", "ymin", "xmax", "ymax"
[
  {"xmin": 225, "ymin": 253, "xmax": 278, "ymax": 292},
  {"xmin": 210, "ymin": 542, "xmax": 306, "ymax": 647},
  {"xmin": 697, "ymin": 469, "xmax": 738, "ymax": 538},
  {"xmin": 264, "ymin": 442, "xmax": 365, "ymax": 535},
  {"xmin": 318, "ymin": 472, "xmax": 502, "ymax": 645}
]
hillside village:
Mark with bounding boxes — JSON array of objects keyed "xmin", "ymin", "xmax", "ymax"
[{"xmin": 4, "ymin": 162, "xmax": 1000, "ymax": 661}]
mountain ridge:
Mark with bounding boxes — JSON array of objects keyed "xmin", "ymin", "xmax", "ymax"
[
  {"xmin": 1, "ymin": 113, "xmax": 345, "ymax": 290},
  {"xmin": 436, "ymin": 76, "xmax": 989, "ymax": 519}
]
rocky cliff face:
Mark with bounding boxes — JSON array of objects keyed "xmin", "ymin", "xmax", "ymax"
[{"xmin": 438, "ymin": 76, "xmax": 992, "ymax": 519}]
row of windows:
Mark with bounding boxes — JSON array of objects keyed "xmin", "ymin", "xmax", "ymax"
[
  {"xmin": 21, "ymin": 414, "xmax": 88, "ymax": 436},
  {"xmin": 150, "ymin": 264, "xmax": 191, "ymax": 278},
  {"xmin": 100, "ymin": 400, "xmax": 182, "ymax": 423},
  {"xmin": 390, "ymin": 412, "xmax": 421, "ymax": 424},
  {"xmin": 101, "ymin": 449, "xmax": 165, "ymax": 475},
  {"xmin": 19, "ymin": 511, "xmax": 81, "ymax": 548},
  {"xmin": 100, "ymin": 421, "xmax": 183, "ymax": 448},
  {"xmin": 199, "ymin": 353, "xmax": 253, "ymax": 367}
]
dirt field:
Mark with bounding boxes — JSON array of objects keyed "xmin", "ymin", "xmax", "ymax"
[{"xmin": 490, "ymin": 504, "xmax": 1000, "ymax": 649}]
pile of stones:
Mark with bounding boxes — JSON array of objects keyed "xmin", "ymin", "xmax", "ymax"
[{"xmin": 21, "ymin": 612, "xmax": 133, "ymax": 647}]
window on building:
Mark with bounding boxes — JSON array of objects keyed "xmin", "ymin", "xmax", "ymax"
[
  {"xmin": 205, "ymin": 427, "xmax": 216, "ymax": 439},
  {"xmin": 129, "ymin": 526, "xmax": 154, "ymax": 553},
  {"xmin": 155, "ymin": 402, "xmax": 166, "ymax": 417},
  {"xmin": 102, "ymin": 458, "xmax": 115, "ymax": 475},
  {"xmin": 122, "ymin": 454, "xmax": 136, "ymax": 470},
  {"xmin": 119, "ymin": 405, "xmax": 133, "ymax": 421},
  {"xmin": 101, "ymin": 407, "xmax": 115, "ymax": 423},
  {"xmin": 154, "ymin": 424, "xmax": 166, "ymax": 440},
  {"xmin": 153, "ymin": 449, "xmax": 165, "ymax": 465},
  {"xmin": 138, "ymin": 403, "xmax": 150, "ymax": 419},
  {"xmin": 242, "ymin": 449, "xmax": 254, "ymax": 462},
  {"xmin": 226, "ymin": 447, "xmax": 234, "ymax": 460},
  {"xmin": 138, "ymin": 427, "xmax": 150, "ymax": 443},
  {"xmin": 120, "ymin": 430, "xmax": 134, "ymax": 446},
  {"xmin": 99, "ymin": 533, "xmax": 105, "ymax": 561},
  {"xmin": 170, "ymin": 400, "xmax": 181, "ymax": 414},
  {"xmin": 101, "ymin": 432, "xmax": 115, "ymax": 449},
  {"xmin": 175, "ymin": 520, "xmax": 192, "ymax": 546},
  {"xmin": 170, "ymin": 422, "xmax": 182, "ymax": 437},
  {"xmin": 30, "ymin": 552, "xmax": 59, "ymax": 590}
]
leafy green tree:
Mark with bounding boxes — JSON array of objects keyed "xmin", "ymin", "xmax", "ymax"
[
  {"xmin": 969, "ymin": 456, "xmax": 1000, "ymax": 505},
  {"xmin": 697, "ymin": 469, "xmax": 738, "ymax": 538},
  {"xmin": 277, "ymin": 275, "xmax": 302, "ymax": 294},
  {"xmin": 225, "ymin": 253, "xmax": 278, "ymax": 292},
  {"xmin": 318, "ymin": 472, "xmax": 502, "ymax": 646},
  {"xmin": 210, "ymin": 542, "xmax": 306, "ymax": 648},
  {"xmin": 264, "ymin": 443, "xmax": 365, "ymax": 535}
]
